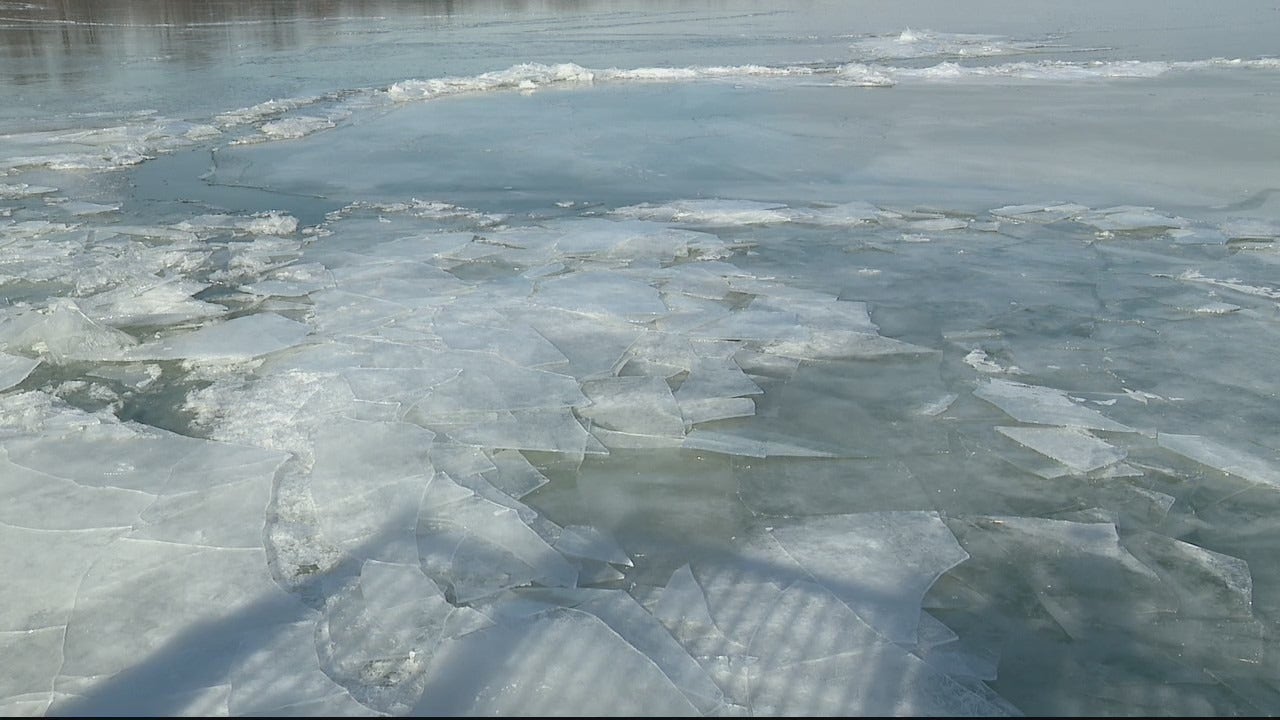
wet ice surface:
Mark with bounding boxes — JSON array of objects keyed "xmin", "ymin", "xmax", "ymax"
[{"xmin": 3, "ymin": 0, "xmax": 1280, "ymax": 716}]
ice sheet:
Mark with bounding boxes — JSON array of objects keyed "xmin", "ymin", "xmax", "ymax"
[{"xmin": 1157, "ymin": 433, "xmax": 1280, "ymax": 488}]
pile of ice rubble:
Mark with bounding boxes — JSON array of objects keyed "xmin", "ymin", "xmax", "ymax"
[{"xmin": 0, "ymin": 195, "xmax": 1276, "ymax": 716}]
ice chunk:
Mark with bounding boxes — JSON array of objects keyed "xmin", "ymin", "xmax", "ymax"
[
  {"xmin": 1175, "ymin": 269, "xmax": 1280, "ymax": 300},
  {"xmin": 0, "ymin": 352, "xmax": 39, "ymax": 391},
  {"xmin": 306, "ymin": 289, "xmax": 412, "ymax": 335},
  {"xmin": 55, "ymin": 200, "xmax": 120, "ymax": 216},
  {"xmin": 56, "ymin": 540, "xmax": 305, "ymax": 713},
  {"xmin": 1078, "ymin": 206, "xmax": 1187, "ymax": 231},
  {"xmin": 5, "ymin": 424, "xmax": 195, "ymax": 493},
  {"xmin": 83, "ymin": 279, "xmax": 226, "ymax": 327},
  {"xmin": 793, "ymin": 200, "xmax": 886, "ymax": 225},
  {"xmin": 964, "ymin": 348, "xmax": 1023, "ymax": 374},
  {"xmin": 0, "ymin": 454, "xmax": 152, "ymax": 531},
  {"xmin": 0, "ymin": 299, "xmax": 136, "ymax": 362},
  {"xmin": 566, "ymin": 590, "xmax": 726, "ymax": 714},
  {"xmin": 418, "ymin": 473, "xmax": 578, "ymax": 602},
  {"xmin": 412, "ymin": 608, "xmax": 702, "ymax": 716},
  {"xmin": 0, "ymin": 626, "xmax": 64, "ymax": 702},
  {"xmin": 683, "ymin": 429, "xmax": 837, "ymax": 458},
  {"xmin": 750, "ymin": 621, "xmax": 1015, "ymax": 714},
  {"xmin": 613, "ymin": 198, "xmax": 794, "ymax": 226},
  {"xmin": 125, "ymin": 312, "xmax": 311, "ymax": 361},
  {"xmin": 989, "ymin": 202, "xmax": 1089, "ymax": 223},
  {"xmin": 918, "ymin": 393, "xmax": 958, "ymax": 416},
  {"xmin": 326, "ymin": 259, "xmax": 466, "ymax": 300},
  {"xmin": 309, "ymin": 420, "xmax": 435, "ymax": 560},
  {"xmin": 1157, "ymin": 433, "xmax": 1280, "ymax": 488},
  {"xmin": 768, "ymin": 511, "xmax": 969, "ymax": 644},
  {"xmin": 750, "ymin": 296, "xmax": 879, "ymax": 333},
  {"xmin": 226, "ymin": 620, "xmax": 368, "ymax": 717},
  {"xmin": 679, "ymin": 396, "xmax": 757, "ymax": 425},
  {"xmin": 766, "ymin": 329, "xmax": 939, "ymax": 360},
  {"xmin": 341, "ymin": 366, "xmax": 460, "ymax": 406},
  {"xmin": 409, "ymin": 355, "xmax": 587, "ymax": 419},
  {"xmin": 130, "ymin": 476, "xmax": 272, "ymax": 548},
  {"xmin": 1220, "ymin": 218, "xmax": 1280, "ymax": 241},
  {"xmin": 654, "ymin": 564, "xmax": 750, "ymax": 666},
  {"xmin": 578, "ymin": 376, "xmax": 686, "ymax": 438},
  {"xmin": 953, "ymin": 516, "xmax": 1179, "ymax": 652},
  {"xmin": 435, "ymin": 322, "xmax": 569, "ymax": 369},
  {"xmin": 259, "ymin": 115, "xmax": 337, "ymax": 140},
  {"xmin": 531, "ymin": 270, "xmax": 667, "ymax": 319},
  {"xmin": 0, "ymin": 524, "xmax": 125, "ymax": 631},
  {"xmin": 1168, "ymin": 227, "xmax": 1230, "ymax": 245},
  {"xmin": 315, "ymin": 560, "xmax": 492, "ymax": 714},
  {"xmin": 427, "ymin": 408, "xmax": 608, "ymax": 455},
  {"xmin": 484, "ymin": 449, "xmax": 550, "ymax": 499},
  {"xmin": 0, "ymin": 183, "xmax": 58, "ymax": 199},
  {"xmin": 240, "ymin": 261, "xmax": 336, "ymax": 297},
  {"xmin": 553, "ymin": 525, "xmax": 632, "ymax": 566},
  {"xmin": 974, "ymin": 378, "xmax": 1134, "ymax": 431},
  {"xmin": 996, "ymin": 426, "xmax": 1127, "ymax": 473},
  {"xmin": 167, "ymin": 439, "xmax": 291, "ymax": 494},
  {"xmin": 1123, "ymin": 531, "xmax": 1252, "ymax": 617},
  {"xmin": 674, "ymin": 355, "xmax": 762, "ymax": 403},
  {"xmin": 549, "ymin": 218, "xmax": 713, "ymax": 261},
  {"xmin": 515, "ymin": 307, "xmax": 643, "ymax": 380},
  {"xmin": 176, "ymin": 211, "xmax": 298, "ymax": 236}
]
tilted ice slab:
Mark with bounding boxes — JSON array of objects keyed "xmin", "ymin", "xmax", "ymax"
[
  {"xmin": 974, "ymin": 378, "xmax": 1134, "ymax": 432},
  {"xmin": 79, "ymin": 275, "xmax": 225, "ymax": 328},
  {"xmin": 1077, "ymin": 205, "xmax": 1188, "ymax": 232},
  {"xmin": 996, "ymin": 426, "xmax": 1128, "ymax": 474},
  {"xmin": 578, "ymin": 376, "xmax": 687, "ymax": 439},
  {"xmin": 990, "ymin": 202, "xmax": 1091, "ymax": 223},
  {"xmin": 1157, "ymin": 433, "xmax": 1280, "ymax": 488},
  {"xmin": 682, "ymin": 428, "xmax": 838, "ymax": 458},
  {"xmin": 0, "ymin": 299, "xmax": 137, "ymax": 363},
  {"xmin": 0, "ymin": 353, "xmax": 39, "ymax": 391},
  {"xmin": 123, "ymin": 313, "xmax": 312, "ymax": 361}
]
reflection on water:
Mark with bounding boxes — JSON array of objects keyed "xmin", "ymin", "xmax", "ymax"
[{"xmin": 0, "ymin": 0, "xmax": 597, "ymax": 86}]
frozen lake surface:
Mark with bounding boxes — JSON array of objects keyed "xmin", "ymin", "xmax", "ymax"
[{"xmin": 3, "ymin": 0, "xmax": 1280, "ymax": 715}]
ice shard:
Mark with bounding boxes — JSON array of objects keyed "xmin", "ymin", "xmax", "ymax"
[{"xmin": 974, "ymin": 378, "xmax": 1134, "ymax": 432}]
